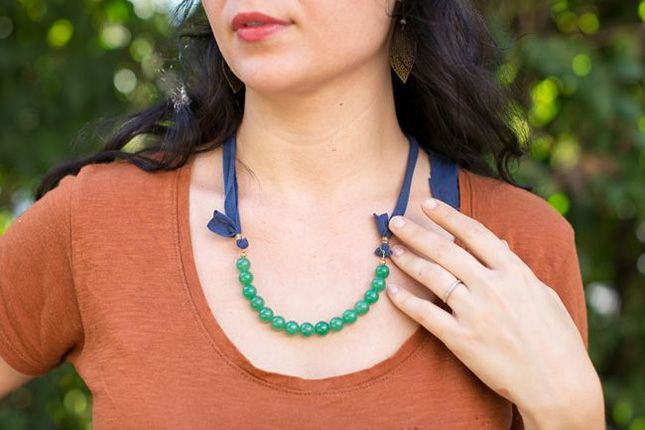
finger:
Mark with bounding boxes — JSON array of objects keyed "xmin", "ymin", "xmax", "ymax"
[
  {"xmin": 390, "ymin": 245, "xmax": 470, "ymax": 309},
  {"xmin": 389, "ymin": 215, "xmax": 490, "ymax": 287},
  {"xmin": 421, "ymin": 197, "xmax": 511, "ymax": 269},
  {"xmin": 386, "ymin": 283, "xmax": 460, "ymax": 344}
]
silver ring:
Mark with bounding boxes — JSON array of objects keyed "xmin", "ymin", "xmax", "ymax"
[{"xmin": 442, "ymin": 279, "xmax": 463, "ymax": 303}]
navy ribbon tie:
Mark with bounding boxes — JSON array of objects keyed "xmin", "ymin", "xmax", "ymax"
[
  {"xmin": 369, "ymin": 134, "xmax": 420, "ymax": 258},
  {"xmin": 207, "ymin": 210, "xmax": 249, "ymax": 249},
  {"xmin": 372, "ymin": 212, "xmax": 391, "ymax": 237},
  {"xmin": 373, "ymin": 212, "xmax": 394, "ymax": 257},
  {"xmin": 205, "ymin": 133, "xmax": 249, "ymax": 250},
  {"xmin": 374, "ymin": 242, "xmax": 392, "ymax": 258},
  {"xmin": 207, "ymin": 210, "xmax": 238, "ymax": 237}
]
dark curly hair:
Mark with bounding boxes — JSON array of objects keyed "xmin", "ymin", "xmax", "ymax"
[{"xmin": 34, "ymin": 0, "xmax": 528, "ymax": 200}]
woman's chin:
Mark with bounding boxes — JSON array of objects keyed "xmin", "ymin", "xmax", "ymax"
[{"xmin": 243, "ymin": 77, "xmax": 321, "ymax": 96}]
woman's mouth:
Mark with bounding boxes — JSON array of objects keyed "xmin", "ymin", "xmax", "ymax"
[
  {"xmin": 232, "ymin": 12, "xmax": 292, "ymax": 42},
  {"xmin": 235, "ymin": 23, "xmax": 291, "ymax": 42}
]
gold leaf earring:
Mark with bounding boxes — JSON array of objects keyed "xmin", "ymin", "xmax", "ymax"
[
  {"xmin": 389, "ymin": 1, "xmax": 417, "ymax": 84},
  {"xmin": 221, "ymin": 58, "xmax": 244, "ymax": 94}
]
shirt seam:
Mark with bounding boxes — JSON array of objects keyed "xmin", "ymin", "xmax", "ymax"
[
  {"xmin": 67, "ymin": 173, "xmax": 86, "ymax": 367},
  {"xmin": 0, "ymin": 317, "xmax": 42, "ymax": 375}
]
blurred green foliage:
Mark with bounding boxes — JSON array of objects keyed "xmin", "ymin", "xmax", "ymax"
[
  {"xmin": 0, "ymin": 0, "xmax": 175, "ymax": 192},
  {"xmin": 0, "ymin": 0, "xmax": 643, "ymax": 428},
  {"xmin": 488, "ymin": 1, "xmax": 645, "ymax": 426}
]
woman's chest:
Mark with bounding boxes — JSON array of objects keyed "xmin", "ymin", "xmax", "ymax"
[
  {"xmin": 185, "ymin": 147, "xmax": 464, "ymax": 379},
  {"xmin": 187, "ymin": 175, "xmax": 455, "ymax": 379}
]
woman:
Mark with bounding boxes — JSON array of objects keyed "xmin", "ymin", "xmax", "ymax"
[{"xmin": 0, "ymin": 0, "xmax": 604, "ymax": 428}]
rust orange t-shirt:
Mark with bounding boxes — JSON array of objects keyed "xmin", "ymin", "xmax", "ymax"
[{"xmin": 0, "ymin": 154, "xmax": 588, "ymax": 429}]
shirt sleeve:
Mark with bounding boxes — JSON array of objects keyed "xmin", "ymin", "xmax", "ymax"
[
  {"xmin": 559, "ymin": 226, "xmax": 588, "ymax": 349},
  {"xmin": 523, "ymin": 222, "xmax": 588, "ymax": 349},
  {"xmin": 509, "ymin": 223, "xmax": 588, "ymax": 430},
  {"xmin": 510, "ymin": 222, "xmax": 588, "ymax": 430},
  {"xmin": 0, "ymin": 174, "xmax": 84, "ymax": 376}
]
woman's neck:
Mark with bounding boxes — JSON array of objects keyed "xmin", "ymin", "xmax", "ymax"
[{"xmin": 234, "ymin": 63, "xmax": 410, "ymax": 205}]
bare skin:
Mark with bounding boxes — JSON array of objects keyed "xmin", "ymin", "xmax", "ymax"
[
  {"xmin": 0, "ymin": 358, "xmax": 33, "ymax": 398},
  {"xmin": 187, "ymin": 143, "xmax": 450, "ymax": 379}
]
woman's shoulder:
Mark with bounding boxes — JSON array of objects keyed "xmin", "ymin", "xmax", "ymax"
[
  {"xmin": 65, "ymin": 159, "xmax": 179, "ymax": 206},
  {"xmin": 51, "ymin": 159, "xmax": 183, "ymax": 227},
  {"xmin": 73, "ymin": 159, "xmax": 178, "ymax": 195},
  {"xmin": 459, "ymin": 168, "xmax": 574, "ymax": 246}
]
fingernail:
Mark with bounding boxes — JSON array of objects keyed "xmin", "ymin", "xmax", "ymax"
[
  {"xmin": 392, "ymin": 246, "xmax": 406, "ymax": 256},
  {"xmin": 388, "ymin": 284, "xmax": 399, "ymax": 294},
  {"xmin": 391, "ymin": 216, "xmax": 406, "ymax": 228},
  {"xmin": 423, "ymin": 198, "xmax": 437, "ymax": 209}
]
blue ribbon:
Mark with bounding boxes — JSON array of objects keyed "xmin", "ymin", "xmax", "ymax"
[
  {"xmin": 206, "ymin": 132, "xmax": 460, "ymax": 256},
  {"xmin": 370, "ymin": 136, "xmax": 420, "ymax": 257},
  {"xmin": 206, "ymin": 134, "xmax": 248, "ymax": 249}
]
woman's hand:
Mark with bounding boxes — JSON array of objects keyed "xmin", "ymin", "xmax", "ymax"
[{"xmin": 385, "ymin": 197, "xmax": 604, "ymax": 430}]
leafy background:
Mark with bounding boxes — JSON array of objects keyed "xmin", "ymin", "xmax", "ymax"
[{"xmin": 0, "ymin": 0, "xmax": 643, "ymax": 428}]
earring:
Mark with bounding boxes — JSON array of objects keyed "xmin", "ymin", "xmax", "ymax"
[
  {"xmin": 389, "ymin": 2, "xmax": 417, "ymax": 83},
  {"xmin": 221, "ymin": 58, "xmax": 244, "ymax": 93}
]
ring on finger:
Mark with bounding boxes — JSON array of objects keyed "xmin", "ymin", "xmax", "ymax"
[{"xmin": 443, "ymin": 278, "xmax": 465, "ymax": 304}]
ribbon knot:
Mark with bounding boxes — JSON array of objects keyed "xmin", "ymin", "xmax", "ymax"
[
  {"xmin": 207, "ymin": 210, "xmax": 240, "ymax": 237},
  {"xmin": 208, "ymin": 210, "xmax": 249, "ymax": 249},
  {"xmin": 372, "ymin": 212, "xmax": 394, "ymax": 258},
  {"xmin": 372, "ymin": 212, "xmax": 392, "ymax": 237},
  {"xmin": 374, "ymin": 242, "xmax": 392, "ymax": 258}
]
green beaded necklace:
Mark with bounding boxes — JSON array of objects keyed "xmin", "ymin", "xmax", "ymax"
[{"xmin": 207, "ymin": 133, "xmax": 421, "ymax": 337}]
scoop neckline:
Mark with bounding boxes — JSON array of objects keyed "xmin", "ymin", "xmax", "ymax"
[{"xmin": 175, "ymin": 148, "xmax": 471, "ymax": 393}]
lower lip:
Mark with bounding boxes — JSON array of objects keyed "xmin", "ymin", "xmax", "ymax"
[{"xmin": 235, "ymin": 23, "xmax": 291, "ymax": 42}]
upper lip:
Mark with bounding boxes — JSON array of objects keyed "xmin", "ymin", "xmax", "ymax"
[{"xmin": 231, "ymin": 12, "xmax": 291, "ymax": 31}]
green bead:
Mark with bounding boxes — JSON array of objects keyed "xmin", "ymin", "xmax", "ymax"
[
  {"xmin": 375, "ymin": 264, "xmax": 390, "ymax": 279},
  {"xmin": 239, "ymin": 271, "xmax": 253, "ymax": 284},
  {"xmin": 329, "ymin": 317, "xmax": 344, "ymax": 331},
  {"xmin": 242, "ymin": 284, "xmax": 257, "ymax": 299},
  {"xmin": 342, "ymin": 309, "xmax": 358, "ymax": 324},
  {"xmin": 250, "ymin": 296, "xmax": 264, "ymax": 310},
  {"xmin": 371, "ymin": 277, "xmax": 386, "ymax": 292},
  {"xmin": 271, "ymin": 315, "xmax": 286, "ymax": 330},
  {"xmin": 236, "ymin": 257, "xmax": 251, "ymax": 271},
  {"xmin": 354, "ymin": 300, "xmax": 369, "ymax": 315},
  {"xmin": 259, "ymin": 307, "xmax": 274, "ymax": 322},
  {"xmin": 284, "ymin": 320, "xmax": 300, "ymax": 335},
  {"xmin": 365, "ymin": 288, "xmax": 379, "ymax": 304},
  {"xmin": 299, "ymin": 322, "xmax": 315, "ymax": 337},
  {"xmin": 314, "ymin": 321, "xmax": 330, "ymax": 336}
]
